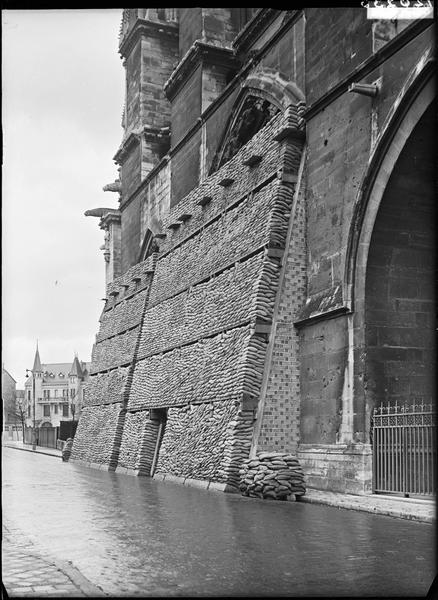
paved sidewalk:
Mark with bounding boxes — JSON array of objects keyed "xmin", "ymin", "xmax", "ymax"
[
  {"xmin": 300, "ymin": 489, "xmax": 435, "ymax": 523},
  {"xmin": 2, "ymin": 440, "xmax": 61, "ymax": 458},
  {"xmin": 2, "ymin": 526, "xmax": 106, "ymax": 597}
]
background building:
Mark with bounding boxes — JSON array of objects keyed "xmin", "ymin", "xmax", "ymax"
[
  {"xmin": 24, "ymin": 346, "xmax": 88, "ymax": 432},
  {"xmin": 2, "ymin": 367, "xmax": 17, "ymax": 425},
  {"xmin": 73, "ymin": 8, "xmax": 435, "ymax": 497},
  {"xmin": 2, "ymin": 367, "xmax": 25, "ymax": 440}
]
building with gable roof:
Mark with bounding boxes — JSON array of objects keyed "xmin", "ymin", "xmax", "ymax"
[{"xmin": 24, "ymin": 346, "xmax": 89, "ymax": 430}]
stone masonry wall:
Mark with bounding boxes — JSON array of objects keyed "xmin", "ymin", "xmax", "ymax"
[{"xmin": 257, "ymin": 160, "xmax": 307, "ymax": 454}]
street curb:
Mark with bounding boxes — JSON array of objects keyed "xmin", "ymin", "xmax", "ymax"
[
  {"xmin": 3, "ymin": 443, "xmax": 61, "ymax": 459},
  {"xmin": 298, "ymin": 494, "xmax": 435, "ymax": 523},
  {"xmin": 3, "ymin": 526, "xmax": 107, "ymax": 597},
  {"xmin": 9, "ymin": 444, "xmax": 432, "ymax": 523},
  {"xmin": 55, "ymin": 559, "xmax": 107, "ymax": 596}
]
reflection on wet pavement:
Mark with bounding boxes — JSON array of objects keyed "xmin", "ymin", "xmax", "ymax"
[{"xmin": 2, "ymin": 448, "xmax": 435, "ymax": 597}]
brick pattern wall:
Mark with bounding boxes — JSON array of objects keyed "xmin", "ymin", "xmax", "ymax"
[
  {"xmin": 121, "ymin": 143, "xmax": 142, "ymax": 200},
  {"xmin": 257, "ymin": 19, "xmax": 305, "ymax": 93},
  {"xmin": 257, "ymin": 169, "xmax": 307, "ymax": 453},
  {"xmin": 121, "ymin": 195, "xmax": 142, "ymax": 273}
]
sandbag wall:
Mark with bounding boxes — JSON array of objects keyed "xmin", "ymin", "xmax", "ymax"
[
  {"xmin": 70, "ymin": 402, "xmax": 125, "ymax": 467},
  {"xmin": 71, "ymin": 256, "xmax": 156, "ymax": 467},
  {"xmin": 127, "ymin": 108, "xmax": 303, "ymax": 485},
  {"xmin": 117, "ymin": 411, "xmax": 161, "ymax": 474}
]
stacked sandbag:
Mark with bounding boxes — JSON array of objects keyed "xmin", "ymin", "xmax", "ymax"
[
  {"xmin": 216, "ymin": 409, "xmax": 254, "ymax": 490},
  {"xmin": 137, "ymin": 252, "xmax": 266, "ymax": 359},
  {"xmin": 83, "ymin": 367, "xmax": 129, "ymax": 406},
  {"xmin": 239, "ymin": 452, "xmax": 306, "ymax": 500},
  {"xmin": 129, "ymin": 325, "xmax": 253, "ymax": 411},
  {"xmin": 157, "ymin": 111, "xmax": 284, "ymax": 256},
  {"xmin": 136, "ymin": 419, "xmax": 161, "ymax": 475},
  {"xmin": 148, "ymin": 182, "xmax": 276, "ymax": 306},
  {"xmin": 155, "ymin": 400, "xmax": 240, "ymax": 481},
  {"xmin": 91, "ymin": 327, "xmax": 139, "ymax": 372},
  {"xmin": 61, "ymin": 438, "xmax": 73, "ymax": 462},
  {"xmin": 70, "ymin": 403, "xmax": 123, "ymax": 465},
  {"xmin": 97, "ymin": 289, "xmax": 148, "ymax": 341}
]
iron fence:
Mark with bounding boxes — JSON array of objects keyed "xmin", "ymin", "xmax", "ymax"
[{"xmin": 372, "ymin": 402, "xmax": 436, "ymax": 497}]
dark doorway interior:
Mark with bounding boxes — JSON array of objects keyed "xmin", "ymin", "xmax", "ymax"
[{"xmin": 365, "ymin": 104, "xmax": 435, "ymax": 411}]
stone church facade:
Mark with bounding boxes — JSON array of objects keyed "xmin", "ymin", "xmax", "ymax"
[{"xmin": 71, "ymin": 8, "xmax": 435, "ymax": 496}]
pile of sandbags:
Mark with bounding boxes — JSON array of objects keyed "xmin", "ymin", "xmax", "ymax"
[{"xmin": 239, "ymin": 452, "xmax": 305, "ymax": 500}]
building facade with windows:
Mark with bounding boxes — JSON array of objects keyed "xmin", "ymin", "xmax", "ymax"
[
  {"xmin": 72, "ymin": 8, "xmax": 435, "ymax": 498},
  {"xmin": 24, "ymin": 347, "xmax": 88, "ymax": 430}
]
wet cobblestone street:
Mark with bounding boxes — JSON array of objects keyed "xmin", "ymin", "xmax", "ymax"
[{"xmin": 2, "ymin": 447, "xmax": 435, "ymax": 597}]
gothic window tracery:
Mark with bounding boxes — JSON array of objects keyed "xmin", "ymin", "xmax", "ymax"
[{"xmin": 210, "ymin": 94, "xmax": 280, "ymax": 174}]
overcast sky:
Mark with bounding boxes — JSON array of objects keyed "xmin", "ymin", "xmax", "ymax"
[{"xmin": 2, "ymin": 9, "xmax": 125, "ymax": 387}]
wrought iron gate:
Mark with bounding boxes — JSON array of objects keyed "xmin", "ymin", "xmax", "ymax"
[{"xmin": 372, "ymin": 402, "xmax": 436, "ymax": 497}]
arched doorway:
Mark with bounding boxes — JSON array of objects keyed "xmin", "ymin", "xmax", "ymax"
[{"xmin": 365, "ymin": 104, "xmax": 435, "ymax": 496}]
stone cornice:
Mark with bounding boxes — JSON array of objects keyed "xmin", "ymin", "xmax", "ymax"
[
  {"xmin": 232, "ymin": 8, "xmax": 279, "ymax": 54},
  {"xmin": 143, "ymin": 126, "xmax": 170, "ymax": 143},
  {"xmin": 114, "ymin": 126, "xmax": 170, "ymax": 165},
  {"xmin": 100, "ymin": 209, "xmax": 122, "ymax": 228},
  {"xmin": 113, "ymin": 130, "xmax": 141, "ymax": 164},
  {"xmin": 100, "ymin": 211, "xmax": 121, "ymax": 230},
  {"xmin": 119, "ymin": 18, "xmax": 179, "ymax": 59},
  {"xmin": 164, "ymin": 40, "xmax": 241, "ymax": 101}
]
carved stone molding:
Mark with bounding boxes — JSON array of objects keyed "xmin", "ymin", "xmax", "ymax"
[
  {"xmin": 164, "ymin": 40, "xmax": 241, "ymax": 101},
  {"xmin": 119, "ymin": 17, "xmax": 179, "ymax": 59}
]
